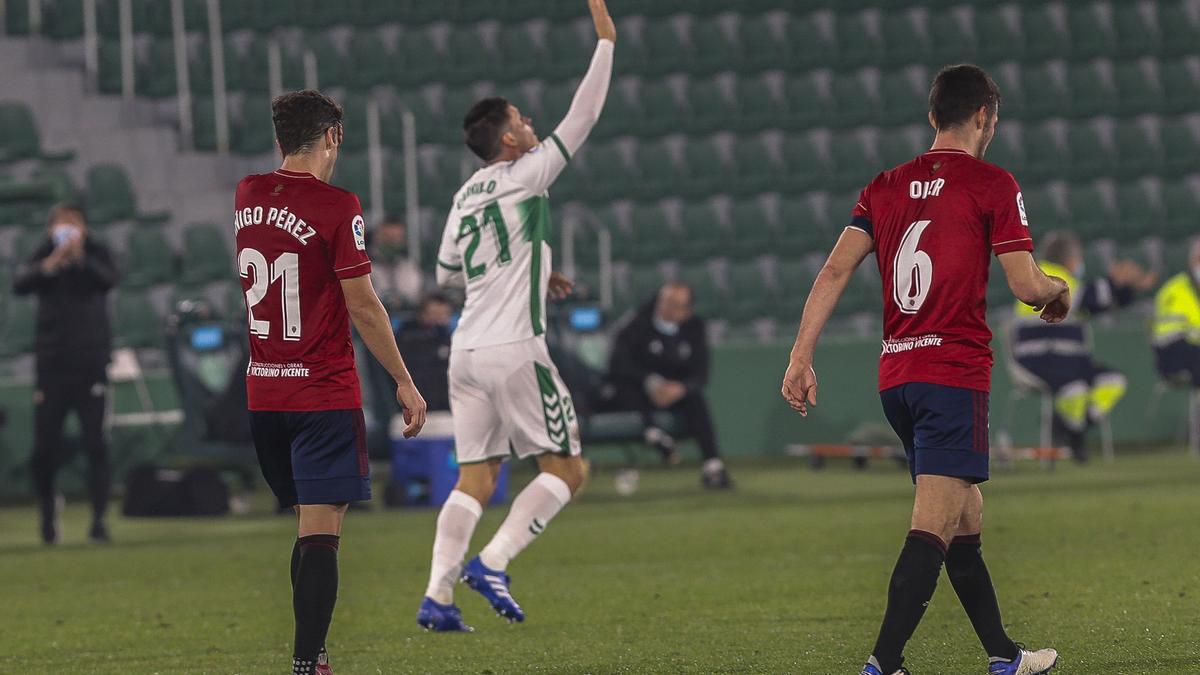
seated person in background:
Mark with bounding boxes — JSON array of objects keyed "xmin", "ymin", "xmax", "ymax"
[
  {"xmin": 1152, "ymin": 239, "xmax": 1200, "ymax": 388},
  {"xmin": 369, "ymin": 216, "xmax": 424, "ymax": 312},
  {"xmin": 609, "ymin": 282, "xmax": 732, "ymax": 489},
  {"xmin": 395, "ymin": 294, "xmax": 454, "ymax": 412},
  {"xmin": 1011, "ymin": 230, "xmax": 1156, "ymax": 462}
]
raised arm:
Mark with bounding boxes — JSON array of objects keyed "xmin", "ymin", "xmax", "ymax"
[
  {"xmin": 340, "ymin": 274, "xmax": 427, "ymax": 437},
  {"xmin": 553, "ymin": 0, "xmax": 616, "ymax": 155},
  {"xmin": 781, "ymin": 228, "xmax": 874, "ymax": 416}
]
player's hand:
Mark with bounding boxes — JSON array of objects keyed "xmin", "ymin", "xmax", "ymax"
[
  {"xmin": 547, "ymin": 271, "xmax": 574, "ymax": 301},
  {"xmin": 781, "ymin": 360, "xmax": 817, "ymax": 417},
  {"xmin": 40, "ymin": 243, "xmax": 73, "ymax": 274},
  {"xmin": 588, "ymin": 0, "xmax": 617, "ymax": 42},
  {"xmin": 1037, "ymin": 285, "xmax": 1071, "ymax": 324},
  {"xmin": 651, "ymin": 380, "xmax": 687, "ymax": 408},
  {"xmin": 1108, "ymin": 259, "xmax": 1157, "ymax": 292},
  {"xmin": 395, "ymin": 380, "xmax": 427, "ymax": 438}
]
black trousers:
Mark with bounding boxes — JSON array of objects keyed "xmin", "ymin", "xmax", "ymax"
[
  {"xmin": 1155, "ymin": 340, "xmax": 1200, "ymax": 388},
  {"xmin": 31, "ymin": 368, "xmax": 110, "ymax": 520},
  {"xmin": 622, "ymin": 385, "xmax": 722, "ymax": 461}
]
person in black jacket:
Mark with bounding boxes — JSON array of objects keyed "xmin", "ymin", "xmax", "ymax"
[
  {"xmin": 609, "ymin": 282, "xmax": 731, "ymax": 489},
  {"xmin": 12, "ymin": 203, "xmax": 119, "ymax": 544},
  {"xmin": 394, "ymin": 294, "xmax": 453, "ymax": 412}
]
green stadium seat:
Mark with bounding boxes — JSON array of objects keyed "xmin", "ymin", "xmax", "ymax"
[
  {"xmin": 729, "ymin": 198, "xmax": 774, "ymax": 259},
  {"xmin": 178, "ymin": 223, "xmax": 231, "ymax": 287},
  {"xmin": 878, "ymin": 127, "xmax": 922, "ymax": 170},
  {"xmin": 346, "ymin": 29, "xmax": 393, "ymax": 91},
  {"xmin": 784, "ymin": 13, "xmax": 835, "ymax": 71},
  {"xmin": 777, "ymin": 194, "xmax": 833, "ymax": 258},
  {"xmin": 14, "ymin": 230, "xmax": 48, "ymax": 263},
  {"xmin": 833, "ymin": 11, "xmax": 876, "ymax": 69},
  {"xmin": 775, "ymin": 260, "xmax": 815, "ymax": 320},
  {"xmin": 233, "ymin": 94, "xmax": 275, "ymax": 155},
  {"xmin": 1022, "ymin": 123, "xmax": 1064, "ymax": 182},
  {"xmin": 578, "ymin": 142, "xmax": 629, "ymax": 203},
  {"xmin": 830, "ymin": 131, "xmax": 876, "ymax": 190},
  {"xmin": 446, "ymin": 25, "xmax": 494, "ymax": 85},
  {"xmin": 1114, "ymin": 3, "xmax": 1160, "ymax": 57},
  {"xmin": 676, "ymin": 263, "xmax": 724, "ymax": 318},
  {"xmin": 732, "ymin": 135, "xmax": 782, "ymax": 196},
  {"xmin": 633, "ymin": 140, "xmax": 679, "ymax": 201},
  {"xmin": 1021, "ymin": 184, "xmax": 1064, "ymax": 231},
  {"xmin": 618, "ymin": 265, "xmax": 665, "ymax": 312},
  {"xmin": 396, "ymin": 28, "xmax": 441, "ymax": 88},
  {"xmin": 1162, "ymin": 58, "xmax": 1200, "ymax": 115},
  {"xmin": 882, "ymin": 9, "xmax": 931, "ymax": 65},
  {"xmin": 546, "ymin": 21, "xmax": 593, "ymax": 81},
  {"xmin": 592, "ymin": 86, "xmax": 639, "ymax": 141},
  {"xmin": 1068, "ymin": 4, "xmax": 1116, "ymax": 60},
  {"xmin": 191, "ymin": 95, "xmax": 217, "ymax": 151},
  {"xmin": 86, "ymin": 164, "xmax": 137, "ymax": 225},
  {"xmin": 1067, "ymin": 62, "xmax": 1117, "ymax": 118},
  {"xmin": 1066, "ymin": 125, "xmax": 1113, "ymax": 179},
  {"xmin": 1115, "ymin": 182, "xmax": 1161, "ymax": 235},
  {"xmin": 930, "ymin": 11, "xmax": 976, "ymax": 63},
  {"xmin": 0, "ymin": 102, "xmax": 71, "ymax": 162},
  {"xmin": 726, "ymin": 260, "xmax": 772, "ymax": 321},
  {"xmin": 1113, "ymin": 121, "xmax": 1161, "ymax": 178},
  {"xmin": 635, "ymin": 79, "xmax": 682, "ymax": 138},
  {"xmin": 337, "ymin": 95, "xmax": 369, "ymax": 153},
  {"xmin": 332, "ymin": 153, "xmax": 372, "ymax": 210},
  {"xmin": 830, "ymin": 70, "xmax": 877, "ymax": 128},
  {"xmin": 1163, "ymin": 179, "xmax": 1200, "ymax": 240},
  {"xmin": 139, "ymin": 37, "xmax": 180, "ymax": 99},
  {"xmin": 975, "ymin": 7, "xmax": 1024, "ymax": 64},
  {"xmin": 733, "ymin": 75, "xmax": 786, "ymax": 133},
  {"xmin": 441, "ymin": 86, "xmax": 481, "ymax": 144},
  {"xmin": 621, "ymin": 203, "xmax": 676, "ymax": 264},
  {"xmin": 497, "ymin": 22, "xmax": 544, "ymax": 83},
  {"xmin": 120, "ymin": 228, "xmax": 176, "ymax": 289},
  {"xmin": 782, "ymin": 133, "xmax": 830, "ymax": 192},
  {"xmin": 1161, "ymin": 1, "xmax": 1200, "ymax": 57},
  {"xmin": 783, "ymin": 74, "xmax": 832, "ymax": 131},
  {"xmin": 1114, "ymin": 61, "xmax": 1164, "ymax": 116},
  {"xmin": 113, "ymin": 290, "xmax": 165, "ymax": 349},
  {"xmin": 737, "ymin": 14, "xmax": 786, "ymax": 73},
  {"xmin": 0, "ymin": 297, "xmax": 36, "ymax": 357},
  {"xmin": 1020, "ymin": 63, "xmax": 1067, "ymax": 120},
  {"xmin": 678, "ymin": 201, "xmax": 728, "ymax": 262},
  {"xmin": 685, "ymin": 78, "xmax": 734, "ymax": 135},
  {"xmin": 639, "ymin": 19, "xmax": 688, "ymax": 77},
  {"xmin": 1067, "ymin": 182, "xmax": 1119, "ymax": 240},
  {"xmin": 1161, "ymin": 118, "xmax": 1200, "ymax": 175},
  {"xmin": 985, "ymin": 129, "xmax": 1025, "ymax": 177},
  {"xmin": 691, "ymin": 18, "xmax": 736, "ymax": 75},
  {"xmin": 1021, "ymin": 5, "xmax": 1069, "ymax": 61},
  {"xmin": 880, "ymin": 70, "xmax": 926, "ymax": 126}
]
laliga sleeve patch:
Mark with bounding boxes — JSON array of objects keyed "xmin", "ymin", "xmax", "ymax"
[
  {"xmin": 1016, "ymin": 192, "xmax": 1028, "ymax": 227},
  {"xmin": 352, "ymin": 215, "xmax": 366, "ymax": 251}
]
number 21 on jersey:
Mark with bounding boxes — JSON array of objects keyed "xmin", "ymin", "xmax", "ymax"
[
  {"xmin": 240, "ymin": 247, "xmax": 302, "ymax": 340},
  {"xmin": 893, "ymin": 220, "xmax": 933, "ymax": 314}
]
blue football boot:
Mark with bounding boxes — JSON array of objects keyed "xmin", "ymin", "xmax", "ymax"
[
  {"xmin": 461, "ymin": 556, "xmax": 525, "ymax": 623},
  {"xmin": 988, "ymin": 646, "xmax": 1058, "ymax": 675},
  {"xmin": 416, "ymin": 597, "xmax": 473, "ymax": 632},
  {"xmin": 861, "ymin": 656, "xmax": 910, "ymax": 674}
]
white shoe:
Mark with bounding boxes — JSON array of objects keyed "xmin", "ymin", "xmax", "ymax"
[{"xmin": 988, "ymin": 647, "xmax": 1058, "ymax": 675}]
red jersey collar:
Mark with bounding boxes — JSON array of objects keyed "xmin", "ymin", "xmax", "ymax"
[
  {"xmin": 273, "ymin": 168, "xmax": 316, "ymax": 179},
  {"xmin": 923, "ymin": 148, "xmax": 972, "ymax": 156}
]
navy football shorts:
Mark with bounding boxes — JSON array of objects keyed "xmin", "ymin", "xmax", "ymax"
[
  {"xmin": 249, "ymin": 409, "xmax": 371, "ymax": 508},
  {"xmin": 879, "ymin": 382, "xmax": 990, "ymax": 484}
]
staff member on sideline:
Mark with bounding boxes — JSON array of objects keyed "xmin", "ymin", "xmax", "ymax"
[
  {"xmin": 13, "ymin": 203, "xmax": 119, "ymax": 545},
  {"xmin": 1152, "ymin": 239, "xmax": 1200, "ymax": 387}
]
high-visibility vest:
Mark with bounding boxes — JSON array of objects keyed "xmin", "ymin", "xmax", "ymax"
[
  {"xmin": 1014, "ymin": 261, "xmax": 1079, "ymax": 321},
  {"xmin": 1153, "ymin": 272, "xmax": 1200, "ymax": 346}
]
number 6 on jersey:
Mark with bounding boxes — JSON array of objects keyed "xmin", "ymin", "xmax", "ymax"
[{"xmin": 893, "ymin": 219, "xmax": 933, "ymax": 314}]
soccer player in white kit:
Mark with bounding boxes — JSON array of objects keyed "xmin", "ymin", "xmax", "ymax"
[{"xmin": 416, "ymin": 0, "xmax": 616, "ymax": 632}]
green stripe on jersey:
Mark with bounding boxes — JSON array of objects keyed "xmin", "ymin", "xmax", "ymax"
[
  {"xmin": 549, "ymin": 133, "xmax": 570, "ymax": 162},
  {"xmin": 517, "ymin": 195, "xmax": 551, "ymax": 337},
  {"xmin": 437, "ymin": 259, "xmax": 462, "ymax": 271}
]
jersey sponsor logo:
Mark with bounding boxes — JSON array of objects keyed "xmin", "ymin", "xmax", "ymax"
[
  {"xmin": 1016, "ymin": 192, "xmax": 1029, "ymax": 227},
  {"xmin": 881, "ymin": 334, "xmax": 945, "ymax": 355},
  {"xmin": 246, "ymin": 360, "xmax": 311, "ymax": 378},
  {"xmin": 908, "ymin": 178, "xmax": 946, "ymax": 199},
  {"xmin": 352, "ymin": 215, "xmax": 366, "ymax": 251}
]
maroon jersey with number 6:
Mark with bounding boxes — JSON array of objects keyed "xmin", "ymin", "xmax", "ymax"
[
  {"xmin": 234, "ymin": 168, "xmax": 371, "ymax": 411},
  {"xmin": 849, "ymin": 148, "xmax": 1034, "ymax": 393}
]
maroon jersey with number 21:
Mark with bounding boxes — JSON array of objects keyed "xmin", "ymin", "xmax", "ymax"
[
  {"xmin": 849, "ymin": 148, "xmax": 1034, "ymax": 394},
  {"xmin": 234, "ymin": 168, "xmax": 372, "ymax": 411}
]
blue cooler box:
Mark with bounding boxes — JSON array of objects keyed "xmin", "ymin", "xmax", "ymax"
[{"xmin": 390, "ymin": 412, "xmax": 508, "ymax": 507}]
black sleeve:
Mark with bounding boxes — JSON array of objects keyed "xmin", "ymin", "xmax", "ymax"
[
  {"xmin": 1079, "ymin": 276, "xmax": 1135, "ymax": 316},
  {"xmin": 79, "ymin": 242, "xmax": 120, "ymax": 291},
  {"xmin": 11, "ymin": 240, "xmax": 55, "ymax": 295},
  {"xmin": 682, "ymin": 320, "xmax": 710, "ymax": 392},
  {"xmin": 608, "ymin": 320, "xmax": 650, "ymax": 386}
]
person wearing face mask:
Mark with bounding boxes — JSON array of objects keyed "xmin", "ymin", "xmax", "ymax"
[
  {"xmin": 368, "ymin": 216, "xmax": 424, "ymax": 312},
  {"xmin": 608, "ymin": 282, "xmax": 732, "ymax": 489},
  {"xmin": 1152, "ymin": 239, "xmax": 1200, "ymax": 388},
  {"xmin": 1011, "ymin": 230, "xmax": 1157, "ymax": 462},
  {"xmin": 12, "ymin": 203, "xmax": 119, "ymax": 544}
]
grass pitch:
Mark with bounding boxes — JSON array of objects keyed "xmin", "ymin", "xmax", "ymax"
[{"xmin": 3, "ymin": 451, "xmax": 1199, "ymax": 674}]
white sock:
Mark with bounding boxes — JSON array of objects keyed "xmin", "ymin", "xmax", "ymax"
[
  {"xmin": 703, "ymin": 457, "xmax": 725, "ymax": 475},
  {"xmin": 478, "ymin": 473, "xmax": 572, "ymax": 571},
  {"xmin": 424, "ymin": 490, "xmax": 483, "ymax": 604}
]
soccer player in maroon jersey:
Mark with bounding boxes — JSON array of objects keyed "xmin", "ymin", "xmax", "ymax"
[
  {"xmin": 235, "ymin": 90, "xmax": 427, "ymax": 675},
  {"xmin": 781, "ymin": 66, "xmax": 1070, "ymax": 675}
]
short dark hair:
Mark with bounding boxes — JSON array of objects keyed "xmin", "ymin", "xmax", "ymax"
[
  {"xmin": 46, "ymin": 201, "xmax": 86, "ymax": 226},
  {"xmin": 463, "ymin": 97, "xmax": 512, "ymax": 161},
  {"xmin": 418, "ymin": 293, "xmax": 452, "ymax": 313},
  {"xmin": 1040, "ymin": 230, "xmax": 1082, "ymax": 266},
  {"xmin": 271, "ymin": 90, "xmax": 343, "ymax": 157},
  {"xmin": 928, "ymin": 64, "xmax": 1001, "ymax": 130}
]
